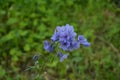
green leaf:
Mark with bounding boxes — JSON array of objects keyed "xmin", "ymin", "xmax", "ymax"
[
  {"xmin": 24, "ymin": 44, "xmax": 30, "ymax": 51},
  {"xmin": 7, "ymin": 18, "xmax": 18, "ymax": 25},
  {"xmin": 0, "ymin": 66, "xmax": 5, "ymax": 77}
]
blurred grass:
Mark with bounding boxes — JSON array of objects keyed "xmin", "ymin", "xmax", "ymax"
[{"xmin": 0, "ymin": 0, "xmax": 120, "ymax": 80}]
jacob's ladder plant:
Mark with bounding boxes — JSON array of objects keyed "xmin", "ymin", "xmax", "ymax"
[
  {"xmin": 28, "ymin": 24, "xmax": 90, "ymax": 79},
  {"xmin": 44, "ymin": 24, "xmax": 90, "ymax": 62}
]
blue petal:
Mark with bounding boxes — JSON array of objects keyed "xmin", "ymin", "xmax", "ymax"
[
  {"xmin": 60, "ymin": 54, "xmax": 68, "ymax": 62},
  {"xmin": 57, "ymin": 52, "xmax": 63, "ymax": 57},
  {"xmin": 83, "ymin": 42, "xmax": 90, "ymax": 47},
  {"xmin": 43, "ymin": 40, "xmax": 54, "ymax": 52},
  {"xmin": 51, "ymin": 31, "xmax": 59, "ymax": 41}
]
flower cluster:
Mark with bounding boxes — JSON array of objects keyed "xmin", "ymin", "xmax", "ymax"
[
  {"xmin": 44, "ymin": 24, "xmax": 90, "ymax": 62},
  {"xmin": 51, "ymin": 24, "xmax": 79, "ymax": 51}
]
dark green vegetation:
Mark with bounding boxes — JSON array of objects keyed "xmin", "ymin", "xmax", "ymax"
[{"xmin": 0, "ymin": 0, "xmax": 120, "ymax": 80}]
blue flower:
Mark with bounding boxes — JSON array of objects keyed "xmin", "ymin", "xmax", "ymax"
[
  {"xmin": 59, "ymin": 41, "xmax": 70, "ymax": 50},
  {"xmin": 51, "ymin": 24, "xmax": 90, "ymax": 51},
  {"xmin": 51, "ymin": 24, "xmax": 80, "ymax": 51},
  {"xmin": 58, "ymin": 24, "xmax": 76, "ymax": 42},
  {"xmin": 43, "ymin": 40, "xmax": 54, "ymax": 52},
  {"xmin": 78, "ymin": 35, "xmax": 90, "ymax": 47},
  {"xmin": 51, "ymin": 30, "xmax": 59, "ymax": 41},
  {"xmin": 57, "ymin": 52, "xmax": 68, "ymax": 62},
  {"xmin": 59, "ymin": 40, "xmax": 80, "ymax": 51},
  {"xmin": 51, "ymin": 24, "xmax": 76, "ymax": 42},
  {"xmin": 67, "ymin": 40, "xmax": 80, "ymax": 50}
]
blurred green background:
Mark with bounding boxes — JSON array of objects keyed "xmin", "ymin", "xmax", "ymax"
[{"xmin": 0, "ymin": 0, "xmax": 120, "ymax": 80}]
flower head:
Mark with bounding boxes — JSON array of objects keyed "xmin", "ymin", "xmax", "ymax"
[
  {"xmin": 51, "ymin": 24, "xmax": 79, "ymax": 51},
  {"xmin": 43, "ymin": 40, "xmax": 54, "ymax": 52},
  {"xmin": 51, "ymin": 24, "xmax": 76, "ymax": 42}
]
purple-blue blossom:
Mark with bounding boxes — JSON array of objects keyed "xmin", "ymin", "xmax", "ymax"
[
  {"xmin": 43, "ymin": 40, "xmax": 54, "ymax": 52},
  {"xmin": 78, "ymin": 35, "xmax": 90, "ymax": 47},
  {"xmin": 51, "ymin": 24, "xmax": 76, "ymax": 42},
  {"xmin": 57, "ymin": 52, "xmax": 68, "ymax": 62},
  {"xmin": 59, "ymin": 40, "xmax": 80, "ymax": 51},
  {"xmin": 51, "ymin": 24, "xmax": 80, "ymax": 51},
  {"xmin": 51, "ymin": 30, "xmax": 59, "ymax": 41}
]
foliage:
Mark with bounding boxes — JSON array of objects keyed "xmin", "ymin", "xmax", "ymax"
[{"xmin": 0, "ymin": 0, "xmax": 120, "ymax": 80}]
